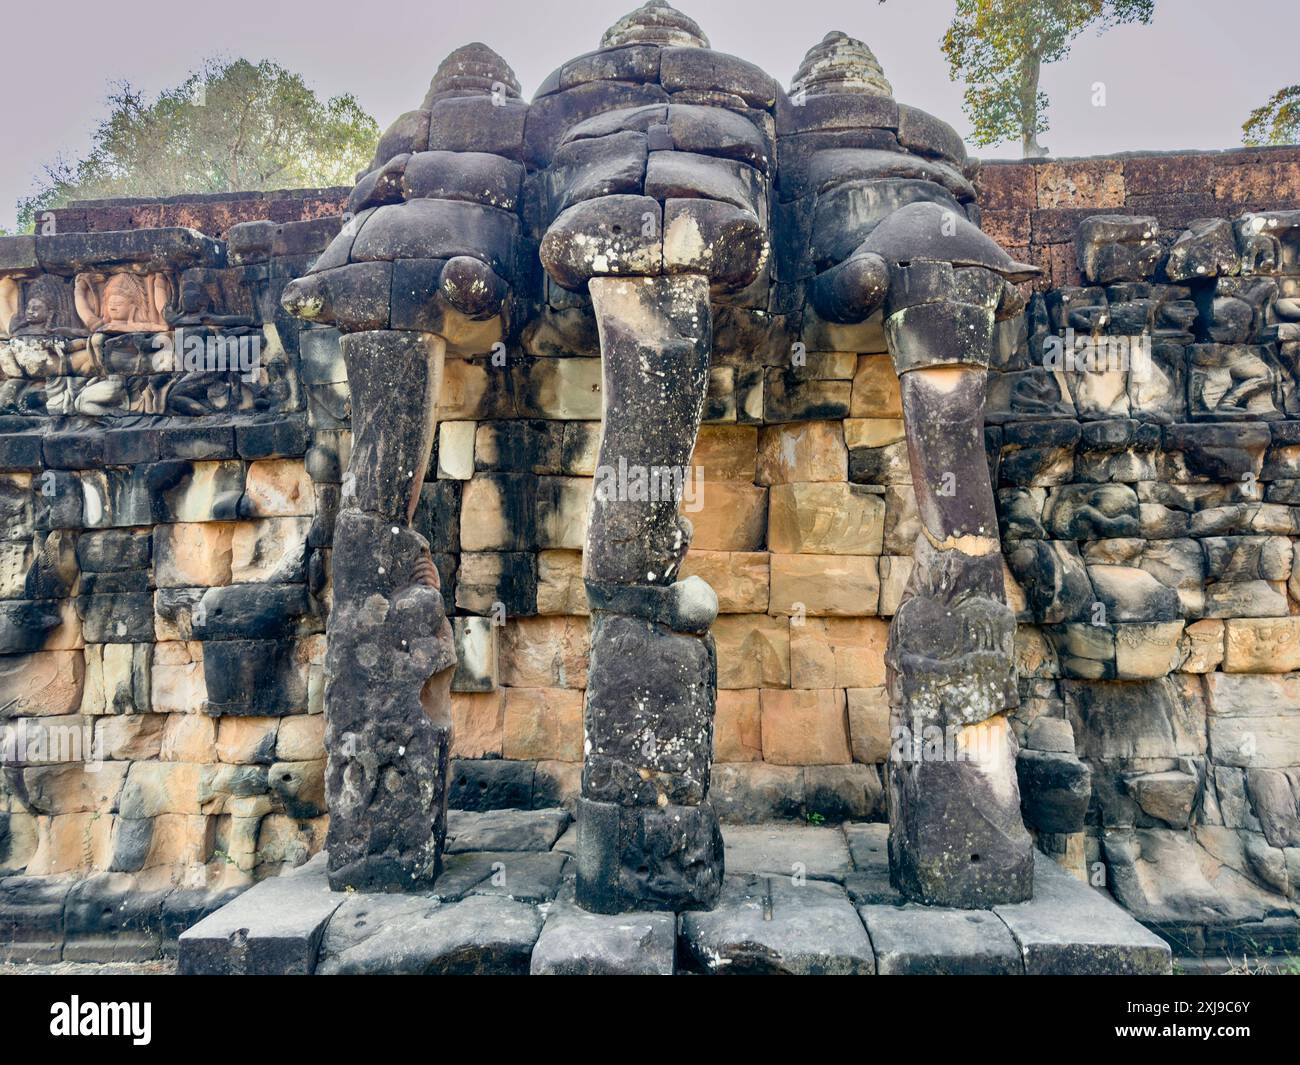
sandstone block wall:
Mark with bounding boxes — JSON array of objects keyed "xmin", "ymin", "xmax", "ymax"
[
  {"xmin": 2, "ymin": 149, "xmax": 1299, "ymax": 957},
  {"xmin": 977, "ymin": 145, "xmax": 1300, "ymax": 290}
]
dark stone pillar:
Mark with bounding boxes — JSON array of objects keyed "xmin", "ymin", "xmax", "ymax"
[
  {"xmin": 883, "ymin": 264, "xmax": 1034, "ymax": 907},
  {"xmin": 575, "ymin": 274, "xmax": 724, "ymax": 913},
  {"xmin": 323, "ymin": 329, "xmax": 456, "ymax": 891}
]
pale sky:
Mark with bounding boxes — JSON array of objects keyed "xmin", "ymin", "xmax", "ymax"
[{"xmin": 1, "ymin": 0, "xmax": 1297, "ymax": 230}]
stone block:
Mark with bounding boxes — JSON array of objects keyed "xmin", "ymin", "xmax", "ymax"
[
  {"xmin": 790, "ymin": 617, "xmax": 888, "ymax": 689},
  {"xmin": 445, "ymin": 807, "xmax": 570, "ymax": 854},
  {"xmin": 175, "ymin": 858, "xmax": 340, "ymax": 972},
  {"xmin": 860, "ymin": 903, "xmax": 1022, "ymax": 975},
  {"xmin": 0, "ymin": 651, "xmax": 85, "ymax": 717},
  {"xmin": 452, "ymin": 616, "xmax": 499, "ymax": 693},
  {"xmin": 712, "ymin": 613, "xmax": 789, "ymax": 688},
  {"xmin": 501, "ymin": 687, "xmax": 583, "ymax": 762},
  {"xmin": 803, "ymin": 764, "xmax": 884, "ymax": 821},
  {"xmin": 684, "ymin": 481, "xmax": 766, "ymax": 551},
  {"xmin": 690, "ymin": 425, "xmax": 758, "ymax": 482},
  {"xmin": 993, "ymin": 852, "xmax": 1172, "ymax": 975},
  {"xmin": 230, "ymin": 517, "xmax": 311, "ymax": 585},
  {"xmin": 316, "ymin": 893, "xmax": 541, "ymax": 976},
  {"xmin": 710, "ymin": 762, "xmax": 804, "ymax": 823},
  {"xmin": 714, "ymin": 689, "xmax": 762, "ymax": 763},
  {"xmin": 756, "ymin": 421, "xmax": 847, "ymax": 484},
  {"xmin": 768, "ymin": 482, "xmax": 884, "ymax": 555},
  {"xmin": 1204, "ymin": 672, "xmax": 1300, "ymax": 769},
  {"xmin": 678, "ymin": 550, "xmax": 769, "ymax": 613},
  {"xmin": 153, "ymin": 523, "xmax": 234, "ymax": 587},
  {"xmin": 499, "ymin": 616, "xmax": 588, "ymax": 689},
  {"xmin": 536, "ymin": 550, "xmax": 587, "ymax": 615},
  {"xmin": 449, "ymin": 692, "xmax": 504, "ymax": 759},
  {"xmin": 160, "ymin": 714, "xmax": 218, "ymax": 763},
  {"xmin": 769, "ymin": 554, "xmax": 879, "ymax": 616},
  {"xmin": 149, "ymin": 641, "xmax": 205, "ymax": 715},
  {"xmin": 1223, "ymin": 617, "xmax": 1300, "ymax": 673},
  {"xmin": 243, "ymin": 459, "xmax": 314, "ymax": 517},
  {"xmin": 448, "ymin": 757, "xmax": 535, "ymax": 812},
  {"xmin": 760, "ymin": 688, "xmax": 850, "ymax": 765},
  {"xmin": 530, "ymin": 902, "xmax": 676, "ymax": 976},
  {"xmin": 438, "ymin": 421, "xmax": 476, "ymax": 480},
  {"xmin": 850, "ymin": 354, "xmax": 901, "ymax": 417},
  {"xmin": 460, "ymin": 473, "xmax": 537, "ymax": 552},
  {"xmin": 1179, "ymin": 619, "xmax": 1224, "ymax": 673},
  {"xmin": 276, "ymin": 716, "xmax": 325, "ymax": 762},
  {"xmin": 1113, "ymin": 621, "xmax": 1184, "ymax": 679},
  {"xmin": 455, "ymin": 552, "xmax": 537, "ymax": 616},
  {"xmin": 847, "ymin": 685, "xmax": 891, "ymax": 764},
  {"xmin": 679, "ymin": 875, "xmax": 874, "ymax": 975}
]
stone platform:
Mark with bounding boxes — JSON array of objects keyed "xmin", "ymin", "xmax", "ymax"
[{"xmin": 177, "ymin": 812, "xmax": 1171, "ymax": 975}]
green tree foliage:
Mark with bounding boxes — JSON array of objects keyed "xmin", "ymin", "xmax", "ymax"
[
  {"xmin": 1243, "ymin": 86, "xmax": 1300, "ymax": 147},
  {"xmin": 18, "ymin": 57, "xmax": 378, "ymax": 232},
  {"xmin": 941, "ymin": 0, "xmax": 1154, "ymax": 158}
]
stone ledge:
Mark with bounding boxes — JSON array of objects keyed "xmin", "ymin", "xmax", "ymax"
[
  {"xmin": 0, "ymin": 872, "xmax": 239, "ymax": 966},
  {"xmin": 167, "ymin": 817, "xmax": 1173, "ymax": 975}
]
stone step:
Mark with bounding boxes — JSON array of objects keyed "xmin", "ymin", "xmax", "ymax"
[{"xmin": 171, "ymin": 820, "xmax": 1173, "ymax": 975}]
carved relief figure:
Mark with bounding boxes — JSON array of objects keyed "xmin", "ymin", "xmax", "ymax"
[
  {"xmin": 11, "ymin": 275, "xmax": 85, "ymax": 336},
  {"xmin": 75, "ymin": 271, "xmax": 172, "ymax": 332}
]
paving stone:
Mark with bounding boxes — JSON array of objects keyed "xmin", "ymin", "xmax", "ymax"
[
  {"xmin": 723, "ymin": 823, "xmax": 853, "ymax": 883},
  {"xmin": 842, "ymin": 821, "xmax": 900, "ymax": 904},
  {"xmin": 679, "ymin": 874, "xmax": 875, "ymax": 975},
  {"xmin": 177, "ymin": 855, "xmax": 342, "ymax": 975},
  {"xmin": 466, "ymin": 851, "xmax": 569, "ymax": 904},
  {"xmin": 552, "ymin": 823, "xmax": 580, "ymax": 857},
  {"xmin": 859, "ymin": 904, "xmax": 1022, "ymax": 975},
  {"xmin": 530, "ymin": 900, "xmax": 676, "ymax": 975},
  {"xmin": 992, "ymin": 852, "xmax": 1173, "ymax": 975},
  {"xmin": 317, "ymin": 893, "xmax": 542, "ymax": 975},
  {"xmin": 445, "ymin": 807, "xmax": 571, "ymax": 853}
]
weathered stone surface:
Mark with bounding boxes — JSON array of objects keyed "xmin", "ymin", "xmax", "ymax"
[
  {"xmin": 529, "ymin": 899, "xmax": 676, "ymax": 975},
  {"xmin": 723, "ymin": 823, "xmax": 852, "ymax": 883},
  {"xmin": 317, "ymin": 893, "xmax": 542, "ymax": 975},
  {"xmin": 582, "ymin": 612, "xmax": 715, "ymax": 804},
  {"xmin": 769, "ymin": 553, "xmax": 879, "ymax": 615},
  {"xmin": 1017, "ymin": 749, "xmax": 1091, "ymax": 834},
  {"xmin": 888, "ymin": 716, "xmax": 1034, "ymax": 908},
  {"xmin": 860, "ymin": 903, "xmax": 1022, "ymax": 975},
  {"xmin": 575, "ymin": 796, "xmax": 724, "ymax": 914},
  {"xmin": 501, "ymin": 687, "xmax": 583, "ymax": 761},
  {"xmin": 1223, "ymin": 617, "xmax": 1300, "ymax": 673},
  {"xmin": 790, "ymin": 617, "xmax": 887, "ymax": 689},
  {"xmin": 448, "ymin": 758, "xmax": 535, "ymax": 812},
  {"xmin": 712, "ymin": 614, "xmax": 789, "ymax": 688},
  {"xmin": 768, "ymin": 482, "xmax": 884, "ymax": 555},
  {"xmin": 322, "ymin": 511, "xmax": 456, "ymax": 891},
  {"xmin": 759, "ymin": 688, "xmax": 850, "ymax": 765},
  {"xmin": 757, "ymin": 420, "xmax": 848, "ymax": 484},
  {"xmin": 709, "ymin": 762, "xmax": 805, "ymax": 823},
  {"xmin": 679, "ymin": 875, "xmax": 874, "ymax": 975},
  {"xmin": 1101, "ymin": 827, "xmax": 1290, "ymax": 935},
  {"xmin": 445, "ymin": 808, "xmax": 570, "ymax": 854},
  {"xmin": 1127, "ymin": 770, "xmax": 1199, "ymax": 828},
  {"xmin": 177, "ymin": 856, "xmax": 341, "ymax": 975},
  {"xmin": 993, "ymin": 850, "xmax": 1171, "ymax": 974}
]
